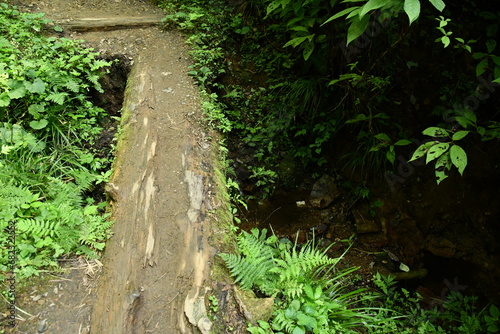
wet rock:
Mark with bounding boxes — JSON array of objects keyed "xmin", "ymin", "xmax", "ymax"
[
  {"xmin": 234, "ymin": 287, "xmax": 274, "ymax": 325},
  {"xmin": 353, "ymin": 210, "xmax": 381, "ymax": 234},
  {"xmin": 425, "ymin": 235, "xmax": 456, "ymax": 258},
  {"xmin": 309, "ymin": 175, "xmax": 340, "ymax": 208}
]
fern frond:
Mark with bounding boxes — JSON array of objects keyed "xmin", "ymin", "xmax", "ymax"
[
  {"xmin": 17, "ymin": 218, "xmax": 61, "ymax": 238},
  {"xmin": 237, "ymin": 228, "xmax": 276, "ymax": 260},
  {"xmin": 47, "ymin": 176, "xmax": 84, "ymax": 207},
  {"xmin": 74, "ymin": 244, "xmax": 98, "ymax": 259},
  {"xmin": 219, "ymin": 252, "xmax": 275, "ymax": 291},
  {"xmin": 274, "ymin": 241, "xmax": 339, "ymax": 298}
]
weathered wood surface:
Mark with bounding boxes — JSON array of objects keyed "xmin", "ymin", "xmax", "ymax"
[{"xmin": 61, "ymin": 15, "xmax": 165, "ymax": 31}]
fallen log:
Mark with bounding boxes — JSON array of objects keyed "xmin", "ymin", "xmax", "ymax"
[{"xmin": 60, "ymin": 15, "xmax": 165, "ymax": 32}]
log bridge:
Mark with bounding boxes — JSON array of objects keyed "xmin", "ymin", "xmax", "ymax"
[{"xmin": 60, "ymin": 15, "xmax": 165, "ymax": 32}]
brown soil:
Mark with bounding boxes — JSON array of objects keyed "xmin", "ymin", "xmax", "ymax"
[{"xmin": 6, "ymin": 1, "xmax": 227, "ymax": 333}]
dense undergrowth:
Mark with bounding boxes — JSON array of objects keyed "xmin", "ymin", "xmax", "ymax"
[
  {"xmin": 220, "ymin": 228, "xmax": 499, "ymax": 333},
  {"xmin": 157, "ymin": 0, "xmax": 500, "ymax": 332},
  {"xmin": 159, "ymin": 0, "xmax": 500, "ymax": 197},
  {"xmin": 0, "ymin": 3, "xmax": 114, "ymax": 281}
]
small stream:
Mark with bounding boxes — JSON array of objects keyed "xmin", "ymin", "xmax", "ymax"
[{"xmin": 237, "ymin": 168, "xmax": 500, "ymax": 305}]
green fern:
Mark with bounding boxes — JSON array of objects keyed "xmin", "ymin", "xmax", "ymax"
[
  {"xmin": 220, "ymin": 228, "xmax": 281, "ymax": 294},
  {"xmin": 17, "ymin": 218, "xmax": 61, "ymax": 238},
  {"xmin": 219, "ymin": 252, "xmax": 274, "ymax": 290}
]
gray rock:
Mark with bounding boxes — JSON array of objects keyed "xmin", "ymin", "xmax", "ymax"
[
  {"xmin": 309, "ymin": 175, "xmax": 340, "ymax": 208},
  {"xmin": 234, "ymin": 287, "xmax": 274, "ymax": 325}
]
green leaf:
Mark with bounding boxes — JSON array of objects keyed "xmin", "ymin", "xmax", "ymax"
[
  {"xmin": 450, "ymin": 145, "xmax": 467, "ymax": 175},
  {"xmin": 314, "ymin": 285, "xmax": 322, "ymax": 300},
  {"xmin": 477, "ymin": 126, "xmax": 486, "ymax": 136},
  {"xmin": 28, "ymin": 104, "xmax": 45, "ymax": 117},
  {"xmin": 8, "ymin": 85, "xmax": 26, "ymax": 99},
  {"xmin": 290, "ymin": 299, "xmax": 301, "ymax": 311},
  {"xmin": 0, "ymin": 92, "xmax": 10, "ymax": 107},
  {"xmin": 360, "ymin": 0, "xmax": 390, "ymax": 18},
  {"xmin": 347, "ymin": 15, "xmax": 370, "ymax": 45},
  {"xmin": 297, "ymin": 313, "xmax": 317, "ymax": 328},
  {"xmin": 428, "ymin": 0, "xmax": 445, "ymax": 11},
  {"xmin": 322, "ymin": 7, "xmax": 360, "ymax": 26},
  {"xmin": 290, "ymin": 26, "xmax": 309, "ymax": 32},
  {"xmin": 304, "ymin": 284, "xmax": 314, "ymax": 299},
  {"xmin": 455, "ymin": 116, "xmax": 471, "ymax": 128},
  {"xmin": 394, "ymin": 139, "xmax": 412, "ymax": 146},
  {"xmin": 374, "ymin": 133, "xmax": 391, "ymax": 142},
  {"xmin": 476, "ymin": 58, "xmax": 488, "ymax": 77},
  {"xmin": 266, "ymin": 1, "xmax": 280, "ymax": 15},
  {"xmin": 404, "ymin": 0, "xmax": 421, "ymax": 25},
  {"xmin": 29, "ymin": 119, "xmax": 48, "ymax": 130},
  {"xmin": 25, "ymin": 78, "xmax": 46, "ymax": 94},
  {"xmin": 426, "ymin": 142, "xmax": 449, "ymax": 164},
  {"xmin": 422, "ymin": 127, "xmax": 449, "ymax": 137},
  {"xmin": 284, "ymin": 36, "xmax": 310, "ymax": 48},
  {"xmin": 409, "ymin": 141, "xmax": 439, "ymax": 162},
  {"xmin": 463, "ymin": 109, "xmax": 477, "ymax": 123},
  {"xmin": 494, "ymin": 65, "xmax": 500, "ymax": 82},
  {"xmin": 452, "ymin": 131, "xmax": 469, "ymax": 141},
  {"xmin": 346, "ymin": 114, "xmax": 367, "ymax": 123},
  {"xmin": 486, "ymin": 39, "xmax": 497, "ymax": 53},
  {"xmin": 435, "ymin": 153, "xmax": 451, "ymax": 184},
  {"xmin": 386, "ymin": 146, "xmax": 396, "ymax": 164},
  {"xmin": 65, "ymin": 80, "xmax": 80, "ymax": 93},
  {"xmin": 488, "ymin": 324, "xmax": 499, "ymax": 332},
  {"xmin": 303, "ymin": 41, "xmax": 314, "ymax": 61},
  {"xmin": 292, "ymin": 326, "xmax": 305, "ymax": 334},
  {"xmin": 441, "ymin": 36, "xmax": 450, "ymax": 48},
  {"xmin": 472, "ymin": 52, "xmax": 486, "ymax": 60},
  {"xmin": 84, "ymin": 205, "xmax": 98, "ymax": 215},
  {"xmin": 490, "ymin": 304, "xmax": 500, "ymax": 318},
  {"xmin": 346, "ymin": 7, "xmax": 362, "ymax": 19}
]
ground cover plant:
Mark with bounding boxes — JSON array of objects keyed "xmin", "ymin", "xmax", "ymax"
[{"xmin": 0, "ymin": 3, "xmax": 114, "ymax": 281}]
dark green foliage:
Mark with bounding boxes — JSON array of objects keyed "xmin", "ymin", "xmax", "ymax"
[{"xmin": 159, "ymin": 0, "xmax": 500, "ymax": 192}]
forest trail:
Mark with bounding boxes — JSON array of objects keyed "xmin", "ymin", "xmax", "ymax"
[{"xmin": 13, "ymin": 1, "xmax": 216, "ymax": 333}]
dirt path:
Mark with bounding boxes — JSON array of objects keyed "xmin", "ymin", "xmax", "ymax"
[{"xmin": 12, "ymin": 1, "xmax": 217, "ymax": 333}]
